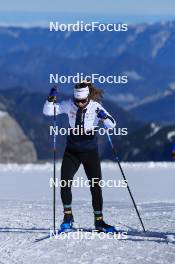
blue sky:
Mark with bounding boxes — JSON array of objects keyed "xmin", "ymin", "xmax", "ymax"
[
  {"xmin": 0, "ymin": 0, "xmax": 175, "ymax": 14},
  {"xmin": 0, "ymin": 0, "xmax": 175, "ymax": 26}
]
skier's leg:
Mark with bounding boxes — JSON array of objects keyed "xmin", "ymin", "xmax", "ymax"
[
  {"xmin": 82, "ymin": 150, "xmax": 117, "ymax": 232},
  {"xmin": 61, "ymin": 149, "xmax": 80, "ymax": 224},
  {"xmin": 81, "ymin": 150, "xmax": 103, "ymax": 217}
]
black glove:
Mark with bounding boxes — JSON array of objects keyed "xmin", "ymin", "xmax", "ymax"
[{"xmin": 47, "ymin": 87, "xmax": 58, "ymax": 102}]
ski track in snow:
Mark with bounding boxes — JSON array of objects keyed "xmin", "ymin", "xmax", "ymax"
[
  {"xmin": 0, "ymin": 201, "xmax": 174, "ymax": 264},
  {"xmin": 0, "ymin": 163, "xmax": 175, "ymax": 264}
]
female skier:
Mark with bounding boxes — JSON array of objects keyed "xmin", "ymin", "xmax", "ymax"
[{"xmin": 43, "ymin": 81, "xmax": 117, "ymax": 233}]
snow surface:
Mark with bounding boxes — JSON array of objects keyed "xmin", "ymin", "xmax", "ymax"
[
  {"xmin": 0, "ymin": 111, "xmax": 7, "ymax": 117},
  {"xmin": 126, "ymin": 88, "xmax": 174, "ymax": 111},
  {"xmin": 124, "ymin": 71, "xmax": 143, "ymax": 81},
  {"xmin": 167, "ymin": 131, "xmax": 175, "ymax": 142},
  {"xmin": 145, "ymin": 123, "xmax": 161, "ymax": 139},
  {"xmin": 0, "ymin": 162, "xmax": 174, "ymax": 264},
  {"xmin": 151, "ymin": 30, "xmax": 170, "ymax": 58}
]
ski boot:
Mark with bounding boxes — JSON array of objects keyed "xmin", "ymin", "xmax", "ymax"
[
  {"xmin": 95, "ymin": 218, "xmax": 117, "ymax": 233},
  {"xmin": 60, "ymin": 212, "xmax": 74, "ymax": 232}
]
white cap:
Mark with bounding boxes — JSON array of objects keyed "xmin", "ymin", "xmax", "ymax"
[{"xmin": 74, "ymin": 86, "xmax": 89, "ymax": 99}]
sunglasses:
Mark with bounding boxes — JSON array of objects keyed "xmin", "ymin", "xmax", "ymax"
[
  {"xmin": 75, "ymin": 98, "xmax": 88, "ymax": 104},
  {"xmin": 75, "ymin": 82, "xmax": 90, "ymax": 89}
]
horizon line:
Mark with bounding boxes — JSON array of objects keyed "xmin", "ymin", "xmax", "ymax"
[{"xmin": 0, "ymin": 11, "xmax": 175, "ymax": 27}]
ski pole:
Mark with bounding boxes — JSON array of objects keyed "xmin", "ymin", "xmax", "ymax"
[
  {"xmin": 103, "ymin": 124, "xmax": 146, "ymax": 232},
  {"xmin": 53, "ymin": 103, "xmax": 56, "ymax": 233},
  {"xmin": 52, "ymin": 86, "xmax": 58, "ymax": 233}
]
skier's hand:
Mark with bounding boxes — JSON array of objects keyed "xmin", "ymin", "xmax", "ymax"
[
  {"xmin": 47, "ymin": 87, "xmax": 58, "ymax": 102},
  {"xmin": 96, "ymin": 108, "xmax": 107, "ymax": 120}
]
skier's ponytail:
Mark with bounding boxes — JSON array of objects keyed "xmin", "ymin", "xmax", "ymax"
[{"xmin": 75, "ymin": 80, "xmax": 103, "ymax": 103}]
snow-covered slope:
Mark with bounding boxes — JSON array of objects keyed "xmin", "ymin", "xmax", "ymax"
[
  {"xmin": 0, "ymin": 162, "xmax": 174, "ymax": 263},
  {"xmin": 0, "ymin": 200, "xmax": 174, "ymax": 264}
]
